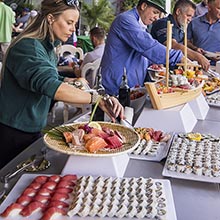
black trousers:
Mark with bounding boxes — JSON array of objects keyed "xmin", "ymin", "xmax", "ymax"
[{"xmin": 0, "ymin": 123, "xmax": 41, "ymax": 169}]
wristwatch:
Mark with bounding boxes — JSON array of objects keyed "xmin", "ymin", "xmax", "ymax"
[{"xmin": 90, "ymin": 90, "xmax": 101, "ymax": 104}]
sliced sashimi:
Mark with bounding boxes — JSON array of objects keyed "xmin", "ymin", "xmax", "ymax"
[
  {"xmin": 90, "ymin": 128, "xmax": 109, "ymax": 139},
  {"xmin": 63, "ymin": 131, "xmax": 72, "ymax": 143},
  {"xmin": 85, "ymin": 136, "xmax": 108, "ymax": 153},
  {"xmin": 83, "ymin": 133, "xmax": 96, "ymax": 142},
  {"xmin": 105, "ymin": 135, "xmax": 123, "ymax": 148}
]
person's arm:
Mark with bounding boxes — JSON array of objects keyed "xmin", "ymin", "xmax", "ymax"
[
  {"xmin": 187, "ymin": 40, "xmax": 205, "ymax": 54},
  {"xmin": 54, "ymin": 83, "xmax": 124, "ymax": 122},
  {"xmin": 167, "ymin": 39, "xmax": 210, "ymax": 70}
]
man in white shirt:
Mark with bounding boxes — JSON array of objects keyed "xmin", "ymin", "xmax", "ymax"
[{"xmin": 73, "ymin": 27, "xmax": 105, "ymax": 86}]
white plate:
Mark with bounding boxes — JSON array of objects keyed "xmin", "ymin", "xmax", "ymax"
[
  {"xmin": 204, "ymin": 51, "xmax": 220, "ymax": 59},
  {"xmin": 147, "ymin": 67, "xmax": 166, "ymax": 72},
  {"xmin": 0, "ymin": 174, "xmax": 177, "ymax": 220},
  {"xmin": 129, "ymin": 133, "xmax": 174, "ymax": 161},
  {"xmin": 162, "ymin": 164, "xmax": 220, "ymax": 183},
  {"xmin": 162, "ymin": 134, "xmax": 220, "ymax": 183},
  {"xmin": 206, "ymin": 91, "xmax": 220, "ymax": 107}
]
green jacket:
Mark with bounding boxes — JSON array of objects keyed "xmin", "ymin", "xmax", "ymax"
[{"xmin": 0, "ymin": 38, "xmax": 64, "ymax": 132}]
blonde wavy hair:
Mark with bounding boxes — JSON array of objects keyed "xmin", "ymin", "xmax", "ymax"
[
  {"xmin": 11, "ymin": 0, "xmax": 79, "ymax": 47},
  {"xmin": 0, "ymin": 0, "xmax": 79, "ymax": 83}
]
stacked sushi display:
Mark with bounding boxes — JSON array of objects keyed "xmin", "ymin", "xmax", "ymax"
[
  {"xmin": 68, "ymin": 176, "xmax": 171, "ymax": 219},
  {"xmin": 130, "ymin": 128, "xmax": 172, "ymax": 161},
  {"xmin": 205, "ymin": 91, "xmax": 220, "ymax": 106},
  {"xmin": 164, "ymin": 133, "xmax": 220, "ymax": 180}
]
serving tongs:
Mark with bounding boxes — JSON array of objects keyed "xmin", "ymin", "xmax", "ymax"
[
  {"xmin": 103, "ymin": 95, "xmax": 134, "ymax": 129},
  {"xmin": 206, "ymin": 68, "xmax": 220, "ymax": 78},
  {"xmin": 17, "ymin": 148, "xmax": 51, "ymax": 172},
  {"xmin": 0, "ymin": 154, "xmax": 37, "ymax": 201}
]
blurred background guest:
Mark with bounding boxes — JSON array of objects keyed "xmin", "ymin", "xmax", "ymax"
[
  {"xmin": 187, "ymin": 0, "xmax": 220, "ymax": 65},
  {"xmin": 151, "ymin": 0, "xmax": 210, "ymax": 70},
  {"xmin": 13, "ymin": 7, "xmax": 30, "ymax": 35},
  {"xmin": 73, "ymin": 26, "xmax": 106, "ymax": 87},
  {"xmin": 0, "ymin": 0, "xmax": 15, "ymax": 61},
  {"xmin": 195, "ymin": 0, "xmax": 208, "ymax": 17}
]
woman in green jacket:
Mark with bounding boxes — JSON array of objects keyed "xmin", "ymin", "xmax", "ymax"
[{"xmin": 0, "ymin": 0, "xmax": 124, "ymax": 168}]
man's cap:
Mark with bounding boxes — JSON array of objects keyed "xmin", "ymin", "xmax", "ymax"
[{"xmin": 138, "ymin": 0, "xmax": 167, "ymax": 13}]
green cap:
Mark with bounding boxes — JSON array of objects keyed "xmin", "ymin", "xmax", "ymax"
[{"xmin": 138, "ymin": 0, "xmax": 167, "ymax": 13}]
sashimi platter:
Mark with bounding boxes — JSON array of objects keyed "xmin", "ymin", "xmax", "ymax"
[{"xmin": 43, "ymin": 122, "xmax": 140, "ymax": 157}]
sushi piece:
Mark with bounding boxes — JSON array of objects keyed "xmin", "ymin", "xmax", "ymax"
[
  {"xmin": 47, "ymin": 200, "xmax": 69, "ymax": 209},
  {"xmin": 16, "ymin": 195, "xmax": 32, "ymax": 206},
  {"xmin": 41, "ymin": 207, "xmax": 66, "ymax": 220},
  {"xmin": 33, "ymin": 175, "xmax": 48, "ymax": 184},
  {"xmin": 42, "ymin": 181, "xmax": 57, "ymax": 190},
  {"xmin": 56, "ymin": 180, "xmax": 75, "ymax": 189},
  {"xmin": 62, "ymin": 174, "xmax": 77, "ymax": 182},
  {"xmin": 55, "ymin": 187, "xmax": 73, "ymax": 194},
  {"xmin": 37, "ymin": 188, "xmax": 53, "ymax": 196},
  {"xmin": 28, "ymin": 182, "xmax": 42, "ymax": 190},
  {"xmin": 34, "ymin": 195, "xmax": 50, "ymax": 204},
  {"xmin": 20, "ymin": 201, "xmax": 45, "ymax": 216},
  {"xmin": 21, "ymin": 187, "xmax": 37, "ymax": 197},
  {"xmin": 51, "ymin": 192, "xmax": 69, "ymax": 201},
  {"xmin": 0, "ymin": 203, "xmax": 24, "ymax": 217},
  {"xmin": 48, "ymin": 175, "xmax": 61, "ymax": 183}
]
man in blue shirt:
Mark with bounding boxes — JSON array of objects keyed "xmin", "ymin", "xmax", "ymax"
[
  {"xmin": 101, "ymin": 0, "xmax": 184, "ymax": 96},
  {"xmin": 151, "ymin": 0, "xmax": 209, "ymax": 71},
  {"xmin": 187, "ymin": 0, "xmax": 220, "ymax": 65}
]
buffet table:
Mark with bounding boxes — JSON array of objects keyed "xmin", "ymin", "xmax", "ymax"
[{"xmin": 0, "ymin": 107, "xmax": 220, "ymax": 220}]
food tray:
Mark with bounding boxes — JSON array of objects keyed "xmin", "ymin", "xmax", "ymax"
[
  {"xmin": 205, "ymin": 91, "xmax": 220, "ymax": 107},
  {"xmin": 204, "ymin": 51, "xmax": 220, "ymax": 58},
  {"xmin": 129, "ymin": 133, "xmax": 174, "ymax": 161},
  {"xmin": 0, "ymin": 174, "xmax": 177, "ymax": 220},
  {"xmin": 162, "ymin": 133, "xmax": 220, "ymax": 183},
  {"xmin": 44, "ymin": 122, "xmax": 140, "ymax": 157}
]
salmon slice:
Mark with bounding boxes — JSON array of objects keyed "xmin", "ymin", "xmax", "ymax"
[
  {"xmin": 90, "ymin": 128, "xmax": 109, "ymax": 139},
  {"xmin": 83, "ymin": 133, "xmax": 96, "ymax": 142},
  {"xmin": 85, "ymin": 136, "xmax": 108, "ymax": 153},
  {"xmin": 63, "ymin": 132, "xmax": 72, "ymax": 143}
]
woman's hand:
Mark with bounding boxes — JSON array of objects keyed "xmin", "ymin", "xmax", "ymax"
[{"xmin": 99, "ymin": 96, "xmax": 124, "ymax": 123}]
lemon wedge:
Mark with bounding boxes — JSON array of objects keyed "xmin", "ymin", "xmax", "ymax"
[
  {"xmin": 187, "ymin": 133, "xmax": 202, "ymax": 141},
  {"xmin": 88, "ymin": 122, "xmax": 102, "ymax": 130}
]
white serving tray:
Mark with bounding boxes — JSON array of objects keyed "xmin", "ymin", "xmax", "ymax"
[
  {"xmin": 0, "ymin": 174, "xmax": 177, "ymax": 220},
  {"xmin": 162, "ymin": 163, "xmax": 220, "ymax": 183},
  {"xmin": 129, "ymin": 133, "xmax": 174, "ymax": 162}
]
